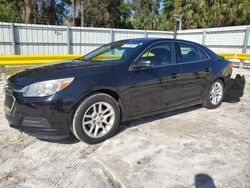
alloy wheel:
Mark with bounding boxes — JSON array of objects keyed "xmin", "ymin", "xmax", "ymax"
[
  {"xmin": 82, "ymin": 102, "xmax": 115, "ymax": 138},
  {"xmin": 209, "ymin": 81, "xmax": 223, "ymax": 105}
]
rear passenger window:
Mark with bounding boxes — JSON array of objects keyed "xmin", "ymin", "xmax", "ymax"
[{"xmin": 179, "ymin": 43, "xmax": 209, "ymax": 63}]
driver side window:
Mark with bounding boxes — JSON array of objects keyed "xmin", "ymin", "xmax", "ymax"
[{"xmin": 139, "ymin": 42, "xmax": 176, "ymax": 67}]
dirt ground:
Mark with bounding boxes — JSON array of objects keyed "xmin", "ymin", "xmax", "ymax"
[{"xmin": 0, "ymin": 68, "xmax": 249, "ymax": 188}]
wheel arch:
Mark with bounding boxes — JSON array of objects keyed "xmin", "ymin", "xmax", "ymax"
[
  {"xmin": 202, "ymin": 77, "xmax": 225, "ymax": 102},
  {"xmin": 71, "ymin": 88, "xmax": 124, "ymax": 126},
  {"xmin": 202, "ymin": 77, "xmax": 225, "ymax": 109},
  {"xmin": 93, "ymin": 89, "xmax": 124, "ymax": 117},
  {"xmin": 206, "ymin": 77, "xmax": 225, "ymax": 90},
  {"xmin": 217, "ymin": 77, "xmax": 225, "ymax": 85}
]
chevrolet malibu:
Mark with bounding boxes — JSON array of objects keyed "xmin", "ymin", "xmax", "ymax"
[{"xmin": 4, "ymin": 38, "xmax": 234, "ymax": 144}]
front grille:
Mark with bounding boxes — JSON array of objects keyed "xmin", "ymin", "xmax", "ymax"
[{"xmin": 4, "ymin": 94, "xmax": 15, "ymax": 111}]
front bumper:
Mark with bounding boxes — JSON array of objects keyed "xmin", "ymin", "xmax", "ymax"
[
  {"xmin": 4, "ymin": 87, "xmax": 73, "ymax": 139},
  {"xmin": 9, "ymin": 124, "xmax": 69, "ymax": 139}
]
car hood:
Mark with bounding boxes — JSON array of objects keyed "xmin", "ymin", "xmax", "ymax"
[{"xmin": 8, "ymin": 59, "xmax": 115, "ymax": 88}]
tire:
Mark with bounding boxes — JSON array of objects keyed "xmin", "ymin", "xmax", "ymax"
[
  {"xmin": 72, "ymin": 93, "xmax": 121, "ymax": 144},
  {"xmin": 202, "ymin": 79, "xmax": 225, "ymax": 109}
]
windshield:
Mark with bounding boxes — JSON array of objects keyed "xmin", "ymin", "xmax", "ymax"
[{"xmin": 81, "ymin": 40, "xmax": 144, "ymax": 63}]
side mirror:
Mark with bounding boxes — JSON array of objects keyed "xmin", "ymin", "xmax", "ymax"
[{"xmin": 133, "ymin": 59, "xmax": 153, "ymax": 69}]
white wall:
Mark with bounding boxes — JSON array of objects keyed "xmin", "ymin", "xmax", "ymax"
[
  {"xmin": 177, "ymin": 25, "xmax": 250, "ymax": 54},
  {"xmin": 0, "ymin": 22, "xmax": 249, "ymax": 55}
]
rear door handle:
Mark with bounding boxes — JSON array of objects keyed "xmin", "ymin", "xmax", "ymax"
[
  {"xmin": 205, "ymin": 68, "xmax": 212, "ymax": 73},
  {"xmin": 172, "ymin": 73, "xmax": 180, "ymax": 78}
]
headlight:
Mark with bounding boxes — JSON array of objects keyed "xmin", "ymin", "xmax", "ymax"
[{"xmin": 22, "ymin": 77, "xmax": 74, "ymax": 97}]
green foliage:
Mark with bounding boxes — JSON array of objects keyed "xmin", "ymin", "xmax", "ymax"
[
  {"xmin": 206, "ymin": 0, "xmax": 250, "ymax": 27},
  {"xmin": 131, "ymin": 0, "xmax": 160, "ymax": 30},
  {"xmin": 35, "ymin": 0, "xmax": 70, "ymax": 25},
  {"xmin": 118, "ymin": 2, "xmax": 133, "ymax": 28},
  {"xmin": 0, "ymin": 0, "xmax": 249, "ymax": 30},
  {"xmin": 0, "ymin": 0, "xmax": 22, "ymax": 23},
  {"xmin": 73, "ymin": 0, "xmax": 132, "ymax": 28},
  {"xmin": 0, "ymin": 0, "xmax": 70, "ymax": 25},
  {"xmin": 162, "ymin": 0, "xmax": 174, "ymax": 18},
  {"xmin": 133, "ymin": 0, "xmax": 250, "ymax": 30},
  {"xmin": 166, "ymin": 0, "xmax": 250, "ymax": 29}
]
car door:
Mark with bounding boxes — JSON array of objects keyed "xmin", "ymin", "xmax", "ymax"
[
  {"xmin": 177, "ymin": 42, "xmax": 212, "ymax": 104},
  {"xmin": 125, "ymin": 42, "xmax": 182, "ymax": 119}
]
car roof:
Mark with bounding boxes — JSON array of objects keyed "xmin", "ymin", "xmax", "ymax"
[
  {"xmin": 126, "ymin": 38, "xmax": 219, "ymax": 60},
  {"xmin": 128, "ymin": 37, "xmax": 210, "ymax": 51},
  {"xmin": 127, "ymin": 38, "xmax": 199, "ymax": 44}
]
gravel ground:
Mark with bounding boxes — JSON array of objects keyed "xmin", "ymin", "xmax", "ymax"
[{"xmin": 0, "ymin": 68, "xmax": 249, "ymax": 188}]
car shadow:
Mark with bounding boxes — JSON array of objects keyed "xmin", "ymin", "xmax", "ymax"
[
  {"xmin": 223, "ymin": 97, "xmax": 241, "ymax": 103},
  {"xmin": 116, "ymin": 95, "xmax": 242, "ymax": 136},
  {"xmin": 195, "ymin": 173, "xmax": 216, "ymax": 188},
  {"xmin": 224, "ymin": 98, "xmax": 241, "ymax": 103}
]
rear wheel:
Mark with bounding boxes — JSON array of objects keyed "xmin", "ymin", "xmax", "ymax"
[
  {"xmin": 203, "ymin": 79, "xmax": 224, "ymax": 109},
  {"xmin": 72, "ymin": 93, "xmax": 120, "ymax": 144}
]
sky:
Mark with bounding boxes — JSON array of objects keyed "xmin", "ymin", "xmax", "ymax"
[{"xmin": 159, "ymin": 0, "xmax": 164, "ymax": 11}]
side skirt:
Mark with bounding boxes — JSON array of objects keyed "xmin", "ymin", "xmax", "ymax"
[{"xmin": 122, "ymin": 99, "xmax": 202, "ymax": 122}]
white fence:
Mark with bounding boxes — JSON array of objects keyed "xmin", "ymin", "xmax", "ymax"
[
  {"xmin": 0, "ymin": 22, "xmax": 249, "ymax": 55},
  {"xmin": 0, "ymin": 22, "xmax": 173, "ymax": 55},
  {"xmin": 177, "ymin": 25, "xmax": 250, "ymax": 54}
]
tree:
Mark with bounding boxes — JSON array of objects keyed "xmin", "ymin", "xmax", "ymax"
[
  {"xmin": 177, "ymin": 0, "xmax": 207, "ymax": 29},
  {"xmin": 0, "ymin": 0, "xmax": 71, "ymax": 25},
  {"xmin": 162, "ymin": 0, "xmax": 174, "ymax": 18},
  {"xmin": 160, "ymin": 0, "xmax": 176, "ymax": 30},
  {"xmin": 48, "ymin": 0, "xmax": 56, "ymax": 25},
  {"xmin": 163, "ymin": 0, "xmax": 250, "ymax": 29},
  {"xmin": 0, "ymin": 0, "xmax": 22, "ymax": 22},
  {"xmin": 55, "ymin": 0, "xmax": 71, "ymax": 25},
  {"xmin": 131, "ymin": 0, "xmax": 161, "ymax": 30},
  {"xmin": 0, "ymin": 0, "xmax": 249, "ymax": 30},
  {"xmin": 71, "ymin": 0, "xmax": 132, "ymax": 28},
  {"xmin": 22, "ymin": 0, "xmax": 34, "ymax": 24},
  {"xmin": 118, "ymin": 1, "xmax": 132, "ymax": 28},
  {"xmin": 206, "ymin": 0, "xmax": 250, "ymax": 27},
  {"xmin": 34, "ymin": 0, "xmax": 71, "ymax": 25},
  {"xmin": 72, "ymin": 0, "xmax": 76, "ymax": 26}
]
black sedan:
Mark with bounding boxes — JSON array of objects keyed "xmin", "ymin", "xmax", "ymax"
[{"xmin": 4, "ymin": 38, "xmax": 236, "ymax": 144}]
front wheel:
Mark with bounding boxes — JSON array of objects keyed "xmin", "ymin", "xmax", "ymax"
[
  {"xmin": 202, "ymin": 79, "xmax": 225, "ymax": 109},
  {"xmin": 72, "ymin": 93, "xmax": 121, "ymax": 144}
]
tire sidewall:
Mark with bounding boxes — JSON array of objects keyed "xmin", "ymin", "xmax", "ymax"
[
  {"xmin": 72, "ymin": 93, "xmax": 120, "ymax": 144},
  {"xmin": 204, "ymin": 79, "xmax": 225, "ymax": 109}
]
